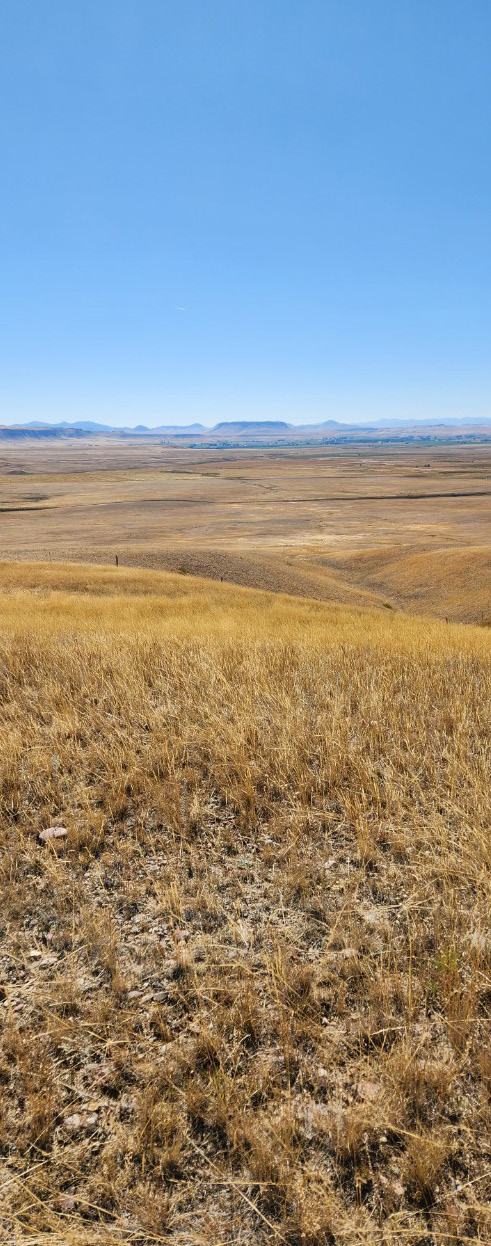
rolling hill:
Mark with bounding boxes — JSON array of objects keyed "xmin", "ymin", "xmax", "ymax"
[{"xmin": 0, "ymin": 560, "xmax": 490, "ymax": 1245}]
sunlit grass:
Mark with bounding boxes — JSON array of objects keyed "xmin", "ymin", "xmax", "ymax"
[{"xmin": 0, "ymin": 561, "xmax": 490, "ymax": 1245}]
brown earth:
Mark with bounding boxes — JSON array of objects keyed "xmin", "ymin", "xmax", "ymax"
[{"xmin": 1, "ymin": 439, "xmax": 490, "ymax": 620}]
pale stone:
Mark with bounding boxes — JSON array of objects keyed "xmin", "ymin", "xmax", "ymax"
[{"xmin": 39, "ymin": 826, "xmax": 68, "ymax": 844}]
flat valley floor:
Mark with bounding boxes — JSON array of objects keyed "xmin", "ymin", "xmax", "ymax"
[{"xmin": 2, "ymin": 438, "xmax": 491, "ymax": 621}]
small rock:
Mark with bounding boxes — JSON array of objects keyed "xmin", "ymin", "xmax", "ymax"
[
  {"xmin": 86, "ymin": 1113, "xmax": 98, "ymax": 1126},
  {"xmin": 363, "ymin": 907, "xmax": 386, "ymax": 928},
  {"xmin": 28, "ymin": 949, "xmax": 42, "ymax": 960},
  {"xmin": 392, "ymin": 1181, "xmax": 405, "ymax": 1199},
  {"xmin": 64, "ymin": 1113, "xmax": 82, "ymax": 1134},
  {"xmin": 468, "ymin": 929, "xmax": 490, "ymax": 953},
  {"xmin": 356, "ymin": 1079, "xmax": 381, "ymax": 1102},
  {"xmin": 86, "ymin": 1101, "xmax": 100, "ymax": 1112},
  {"xmin": 59, "ymin": 1194, "xmax": 76, "ymax": 1212},
  {"xmin": 39, "ymin": 826, "xmax": 68, "ymax": 844}
]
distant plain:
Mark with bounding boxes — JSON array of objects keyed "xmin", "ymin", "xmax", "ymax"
[{"xmin": 2, "ymin": 438, "xmax": 491, "ymax": 621}]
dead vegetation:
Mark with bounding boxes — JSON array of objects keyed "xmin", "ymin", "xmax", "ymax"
[
  {"xmin": 3, "ymin": 440, "xmax": 491, "ymax": 624},
  {"xmin": 319, "ymin": 545, "xmax": 491, "ymax": 624},
  {"xmin": 0, "ymin": 563, "xmax": 490, "ymax": 1245}
]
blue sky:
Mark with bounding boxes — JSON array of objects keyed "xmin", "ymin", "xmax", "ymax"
[{"xmin": 1, "ymin": 1, "xmax": 490, "ymax": 427}]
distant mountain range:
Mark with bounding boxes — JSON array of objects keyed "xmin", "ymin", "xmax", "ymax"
[
  {"xmin": 8, "ymin": 420, "xmax": 208, "ymax": 433},
  {"xmin": 1, "ymin": 417, "xmax": 491, "ymax": 441}
]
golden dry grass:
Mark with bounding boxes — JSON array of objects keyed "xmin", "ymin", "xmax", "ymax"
[
  {"xmin": 0, "ymin": 561, "xmax": 490, "ymax": 1245},
  {"xmin": 320, "ymin": 546, "xmax": 491, "ymax": 624},
  {"xmin": 3, "ymin": 439, "xmax": 491, "ymax": 622}
]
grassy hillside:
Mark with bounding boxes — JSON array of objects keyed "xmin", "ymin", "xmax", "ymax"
[
  {"xmin": 0, "ymin": 562, "xmax": 490, "ymax": 1245},
  {"xmin": 321, "ymin": 545, "xmax": 491, "ymax": 623},
  {"xmin": 3, "ymin": 441, "xmax": 491, "ymax": 626}
]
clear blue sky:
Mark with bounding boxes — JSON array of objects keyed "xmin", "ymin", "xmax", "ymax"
[{"xmin": 1, "ymin": 1, "xmax": 490, "ymax": 427}]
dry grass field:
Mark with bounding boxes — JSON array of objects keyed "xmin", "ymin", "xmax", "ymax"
[
  {"xmin": 0, "ymin": 560, "xmax": 490, "ymax": 1245},
  {"xmin": 1, "ymin": 440, "xmax": 491, "ymax": 622}
]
